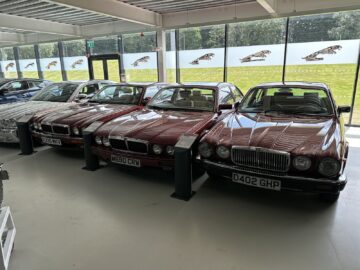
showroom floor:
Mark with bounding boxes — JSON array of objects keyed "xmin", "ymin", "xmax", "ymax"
[{"xmin": 1, "ymin": 128, "xmax": 359, "ymax": 270}]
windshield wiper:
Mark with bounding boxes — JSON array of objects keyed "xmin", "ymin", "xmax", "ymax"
[{"xmin": 148, "ymin": 105, "xmax": 168, "ymax": 110}]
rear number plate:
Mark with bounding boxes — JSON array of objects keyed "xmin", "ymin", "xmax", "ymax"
[
  {"xmin": 41, "ymin": 137, "xmax": 62, "ymax": 146},
  {"xmin": 111, "ymin": 155, "xmax": 140, "ymax": 168},
  {"xmin": 232, "ymin": 173, "xmax": 281, "ymax": 191}
]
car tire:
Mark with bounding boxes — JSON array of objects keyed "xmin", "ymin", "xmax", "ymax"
[{"xmin": 319, "ymin": 192, "xmax": 340, "ymax": 203}]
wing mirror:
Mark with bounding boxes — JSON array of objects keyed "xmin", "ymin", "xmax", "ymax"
[
  {"xmin": 75, "ymin": 93, "xmax": 88, "ymax": 102},
  {"xmin": 218, "ymin": 104, "xmax": 233, "ymax": 110},
  {"xmin": 234, "ymin": 101, "xmax": 240, "ymax": 111},
  {"xmin": 338, "ymin": 105, "xmax": 351, "ymax": 114},
  {"xmin": 142, "ymin": 97, "xmax": 151, "ymax": 105},
  {"xmin": 0, "ymin": 88, "xmax": 9, "ymax": 95}
]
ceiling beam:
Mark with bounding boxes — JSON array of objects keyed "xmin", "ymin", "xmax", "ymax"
[
  {"xmin": 0, "ymin": 32, "xmax": 24, "ymax": 44},
  {"xmin": 257, "ymin": 0, "xmax": 277, "ymax": 14},
  {"xmin": 0, "ymin": 13, "xmax": 81, "ymax": 37},
  {"xmin": 46, "ymin": 0, "xmax": 162, "ymax": 27}
]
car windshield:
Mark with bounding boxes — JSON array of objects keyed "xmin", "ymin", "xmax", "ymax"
[
  {"xmin": 0, "ymin": 80, "xmax": 10, "ymax": 88},
  {"xmin": 239, "ymin": 87, "xmax": 334, "ymax": 115},
  {"xmin": 89, "ymin": 85, "xmax": 144, "ymax": 104},
  {"xmin": 147, "ymin": 87, "xmax": 215, "ymax": 112},
  {"xmin": 31, "ymin": 83, "xmax": 79, "ymax": 102}
]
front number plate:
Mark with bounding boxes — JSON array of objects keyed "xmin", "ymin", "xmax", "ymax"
[
  {"xmin": 41, "ymin": 136, "xmax": 62, "ymax": 146},
  {"xmin": 111, "ymin": 155, "xmax": 141, "ymax": 168},
  {"xmin": 232, "ymin": 173, "xmax": 281, "ymax": 191}
]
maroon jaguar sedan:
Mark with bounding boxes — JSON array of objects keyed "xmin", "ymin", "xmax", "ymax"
[
  {"xmin": 198, "ymin": 82, "xmax": 350, "ymax": 202},
  {"xmin": 31, "ymin": 83, "xmax": 167, "ymax": 148},
  {"xmin": 91, "ymin": 82, "xmax": 243, "ymax": 169}
]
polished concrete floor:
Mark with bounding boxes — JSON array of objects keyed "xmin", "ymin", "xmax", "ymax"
[{"xmin": 1, "ymin": 129, "xmax": 360, "ymax": 270}]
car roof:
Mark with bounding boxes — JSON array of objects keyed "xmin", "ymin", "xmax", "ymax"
[{"xmin": 253, "ymin": 81, "xmax": 329, "ymax": 90}]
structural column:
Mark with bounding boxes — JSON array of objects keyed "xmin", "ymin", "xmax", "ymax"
[
  {"xmin": 13, "ymin": 47, "xmax": 23, "ymax": 79},
  {"xmin": 156, "ymin": 29, "xmax": 167, "ymax": 82}
]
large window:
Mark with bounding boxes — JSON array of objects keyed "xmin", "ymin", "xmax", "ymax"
[
  {"xmin": 18, "ymin": 45, "xmax": 38, "ymax": 78},
  {"xmin": 123, "ymin": 32, "xmax": 158, "ymax": 82},
  {"xmin": 63, "ymin": 40, "xmax": 89, "ymax": 81},
  {"xmin": 0, "ymin": 47, "xmax": 17, "ymax": 78},
  {"xmin": 166, "ymin": 30, "xmax": 177, "ymax": 83},
  {"xmin": 179, "ymin": 25, "xmax": 225, "ymax": 82},
  {"xmin": 39, "ymin": 43, "xmax": 62, "ymax": 82},
  {"xmin": 227, "ymin": 18, "xmax": 286, "ymax": 93},
  {"xmin": 89, "ymin": 36, "xmax": 118, "ymax": 55},
  {"xmin": 285, "ymin": 11, "xmax": 360, "ymax": 123}
]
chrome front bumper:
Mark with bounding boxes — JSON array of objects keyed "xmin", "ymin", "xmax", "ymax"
[{"xmin": 203, "ymin": 160, "xmax": 347, "ymax": 194}]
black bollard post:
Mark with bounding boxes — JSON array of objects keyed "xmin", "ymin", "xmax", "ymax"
[
  {"xmin": 82, "ymin": 121, "xmax": 103, "ymax": 171},
  {"xmin": 16, "ymin": 114, "xmax": 34, "ymax": 155},
  {"xmin": 171, "ymin": 134, "xmax": 198, "ymax": 201}
]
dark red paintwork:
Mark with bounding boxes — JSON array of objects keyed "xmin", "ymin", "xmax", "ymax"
[
  {"xmin": 31, "ymin": 83, "xmax": 159, "ymax": 147},
  {"xmin": 199, "ymin": 82, "xmax": 350, "ymax": 198},
  {"xmin": 92, "ymin": 82, "xmax": 243, "ymax": 169}
]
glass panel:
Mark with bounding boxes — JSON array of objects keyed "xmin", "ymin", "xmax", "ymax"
[
  {"xmin": 63, "ymin": 40, "xmax": 89, "ymax": 81},
  {"xmin": 286, "ymin": 11, "xmax": 360, "ymax": 123},
  {"xmin": 352, "ymin": 79, "xmax": 360, "ymax": 125},
  {"xmin": 39, "ymin": 43, "xmax": 62, "ymax": 82},
  {"xmin": 166, "ymin": 30, "xmax": 176, "ymax": 83},
  {"xmin": 227, "ymin": 18, "xmax": 286, "ymax": 93},
  {"xmin": 89, "ymin": 36, "xmax": 118, "ymax": 55},
  {"xmin": 93, "ymin": 60, "xmax": 104, "ymax": 80},
  {"xmin": 107, "ymin": 60, "xmax": 120, "ymax": 82},
  {"xmin": 123, "ymin": 31, "xmax": 158, "ymax": 82},
  {"xmin": 18, "ymin": 45, "xmax": 38, "ymax": 78},
  {"xmin": 179, "ymin": 25, "xmax": 225, "ymax": 82},
  {"xmin": 0, "ymin": 47, "xmax": 17, "ymax": 78}
]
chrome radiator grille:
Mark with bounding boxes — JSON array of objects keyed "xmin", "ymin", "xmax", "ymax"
[
  {"xmin": 109, "ymin": 137, "xmax": 148, "ymax": 154},
  {"xmin": 231, "ymin": 146, "xmax": 290, "ymax": 172}
]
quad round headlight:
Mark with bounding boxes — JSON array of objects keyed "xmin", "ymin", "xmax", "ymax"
[
  {"xmin": 293, "ymin": 156, "xmax": 312, "ymax": 171},
  {"xmin": 216, "ymin": 145, "xmax": 230, "ymax": 159},
  {"xmin": 103, "ymin": 137, "xmax": 110, "ymax": 147},
  {"xmin": 318, "ymin": 158, "xmax": 341, "ymax": 177},
  {"xmin": 153, "ymin": 144, "xmax": 163, "ymax": 155},
  {"xmin": 73, "ymin": 127, "xmax": 80, "ymax": 136},
  {"xmin": 166, "ymin": 145, "xmax": 174, "ymax": 155},
  {"xmin": 95, "ymin": 136, "xmax": 102, "ymax": 145},
  {"xmin": 198, "ymin": 142, "xmax": 213, "ymax": 158}
]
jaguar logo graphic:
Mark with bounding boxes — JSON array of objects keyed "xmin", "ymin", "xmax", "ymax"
[
  {"xmin": 25, "ymin": 62, "xmax": 35, "ymax": 69},
  {"xmin": 5, "ymin": 62, "xmax": 15, "ymax": 71},
  {"xmin": 46, "ymin": 61, "xmax": 58, "ymax": 69},
  {"xmin": 302, "ymin": 45, "xmax": 342, "ymax": 61},
  {"xmin": 132, "ymin": 56, "xmax": 150, "ymax": 67},
  {"xmin": 190, "ymin": 53, "xmax": 215, "ymax": 65},
  {"xmin": 240, "ymin": 50, "xmax": 271, "ymax": 63},
  {"xmin": 71, "ymin": 59, "xmax": 84, "ymax": 69}
]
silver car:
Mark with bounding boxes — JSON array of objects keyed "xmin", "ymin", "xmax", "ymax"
[{"xmin": 0, "ymin": 80, "xmax": 113, "ymax": 143}]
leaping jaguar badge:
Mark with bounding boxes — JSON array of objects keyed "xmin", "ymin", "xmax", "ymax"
[
  {"xmin": 25, "ymin": 62, "xmax": 35, "ymax": 69},
  {"xmin": 5, "ymin": 62, "xmax": 15, "ymax": 71},
  {"xmin": 302, "ymin": 45, "xmax": 342, "ymax": 61},
  {"xmin": 46, "ymin": 61, "xmax": 58, "ymax": 69},
  {"xmin": 132, "ymin": 56, "xmax": 150, "ymax": 67},
  {"xmin": 240, "ymin": 50, "xmax": 271, "ymax": 63},
  {"xmin": 71, "ymin": 59, "xmax": 84, "ymax": 69},
  {"xmin": 190, "ymin": 53, "xmax": 215, "ymax": 65}
]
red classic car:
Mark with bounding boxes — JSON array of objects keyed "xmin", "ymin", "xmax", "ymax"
[
  {"xmin": 31, "ymin": 83, "xmax": 167, "ymax": 148},
  {"xmin": 91, "ymin": 82, "xmax": 244, "ymax": 169},
  {"xmin": 199, "ymin": 82, "xmax": 351, "ymax": 202}
]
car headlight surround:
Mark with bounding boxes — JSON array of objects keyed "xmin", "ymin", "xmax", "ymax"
[
  {"xmin": 198, "ymin": 142, "xmax": 213, "ymax": 158},
  {"xmin": 103, "ymin": 137, "xmax": 110, "ymax": 147},
  {"xmin": 166, "ymin": 145, "xmax": 174, "ymax": 155},
  {"xmin": 73, "ymin": 127, "xmax": 80, "ymax": 136},
  {"xmin": 318, "ymin": 157, "xmax": 341, "ymax": 177},
  {"xmin": 216, "ymin": 145, "xmax": 230, "ymax": 159},
  {"xmin": 95, "ymin": 136, "xmax": 102, "ymax": 145},
  {"xmin": 293, "ymin": 156, "xmax": 312, "ymax": 171},
  {"xmin": 153, "ymin": 144, "xmax": 163, "ymax": 155}
]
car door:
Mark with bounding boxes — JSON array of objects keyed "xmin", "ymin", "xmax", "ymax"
[{"xmin": 4, "ymin": 80, "xmax": 29, "ymax": 102}]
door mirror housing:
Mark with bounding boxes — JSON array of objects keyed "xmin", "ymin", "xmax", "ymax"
[
  {"xmin": 338, "ymin": 105, "xmax": 351, "ymax": 114},
  {"xmin": 76, "ymin": 93, "xmax": 88, "ymax": 102},
  {"xmin": 142, "ymin": 97, "xmax": 151, "ymax": 105},
  {"xmin": 234, "ymin": 101, "xmax": 240, "ymax": 111},
  {"xmin": 0, "ymin": 88, "xmax": 9, "ymax": 95},
  {"xmin": 218, "ymin": 104, "xmax": 233, "ymax": 111}
]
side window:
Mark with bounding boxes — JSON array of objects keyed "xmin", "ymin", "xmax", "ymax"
[
  {"xmin": 218, "ymin": 87, "xmax": 235, "ymax": 104},
  {"xmin": 32, "ymin": 80, "xmax": 47, "ymax": 88},
  {"xmin": 143, "ymin": 86, "xmax": 159, "ymax": 100},
  {"xmin": 81, "ymin": 84, "xmax": 99, "ymax": 95},
  {"xmin": 230, "ymin": 85, "xmax": 244, "ymax": 102},
  {"xmin": 8, "ymin": 81, "xmax": 27, "ymax": 91}
]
